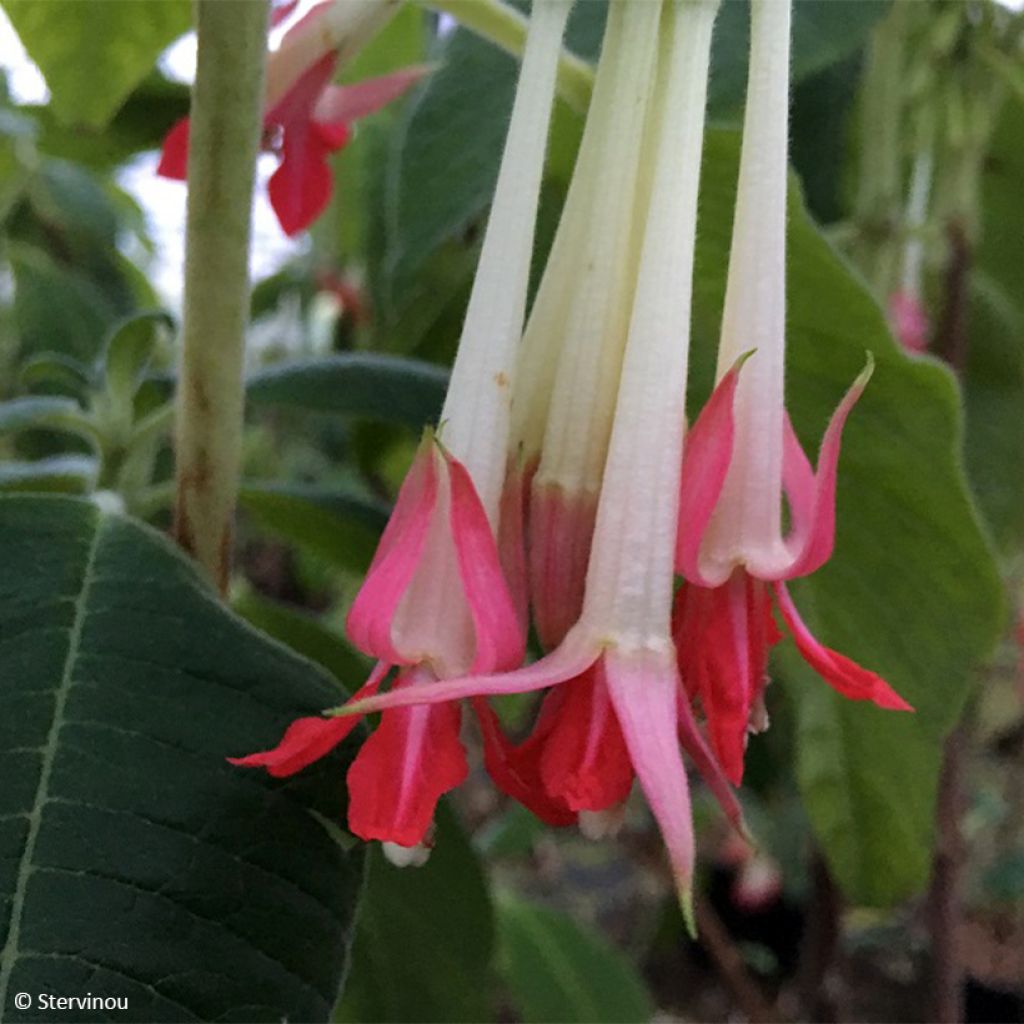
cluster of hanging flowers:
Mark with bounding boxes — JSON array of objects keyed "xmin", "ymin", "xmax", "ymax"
[{"xmin": 231, "ymin": 0, "xmax": 912, "ymax": 922}]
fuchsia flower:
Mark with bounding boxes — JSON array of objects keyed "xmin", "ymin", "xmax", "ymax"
[
  {"xmin": 232, "ymin": 0, "xmax": 575, "ymax": 858},
  {"xmin": 158, "ymin": 0, "xmax": 424, "ymax": 236},
  {"xmin": 888, "ymin": 290, "xmax": 930, "ymax": 353},
  {"xmin": 671, "ymin": 0, "xmax": 911, "ymax": 787},
  {"xmin": 329, "ymin": 0, "xmax": 728, "ymax": 929}
]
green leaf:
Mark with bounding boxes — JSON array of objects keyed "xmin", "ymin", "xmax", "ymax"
[
  {"xmin": 964, "ymin": 101, "xmax": 1024, "ymax": 552},
  {"xmin": 496, "ymin": 896, "xmax": 654, "ymax": 1024},
  {"xmin": 0, "ymin": 495, "xmax": 364, "ymax": 1021},
  {"xmin": 336, "ymin": 805, "xmax": 495, "ymax": 1023},
  {"xmin": 18, "ymin": 353, "xmax": 93, "ymax": 398},
  {"xmin": 0, "ymin": 455, "xmax": 97, "ymax": 494},
  {"xmin": 3, "ymin": 0, "xmax": 192, "ymax": 128},
  {"xmin": 246, "ymin": 354, "xmax": 448, "ymax": 431},
  {"xmin": 0, "ymin": 396, "xmax": 98, "ymax": 446},
  {"xmin": 239, "ymin": 482, "xmax": 388, "ymax": 574},
  {"xmin": 10, "ymin": 245, "xmax": 121, "ymax": 363},
  {"xmin": 103, "ymin": 310, "xmax": 175, "ymax": 409},
  {"xmin": 690, "ymin": 130, "xmax": 1003, "ymax": 905},
  {"xmin": 708, "ymin": 1, "xmax": 889, "ymax": 114},
  {"xmin": 232, "ymin": 588, "xmax": 369, "ymax": 693}
]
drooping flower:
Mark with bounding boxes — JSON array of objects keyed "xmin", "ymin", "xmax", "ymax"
[
  {"xmin": 331, "ymin": 0, "xmax": 728, "ymax": 929},
  {"xmin": 888, "ymin": 289, "xmax": 929, "ymax": 352},
  {"xmin": 158, "ymin": 0, "xmax": 423, "ymax": 236},
  {"xmin": 672, "ymin": 0, "xmax": 911, "ymax": 787},
  {"xmin": 501, "ymin": 0, "xmax": 663, "ymax": 650},
  {"xmin": 231, "ymin": 0, "xmax": 574, "ymax": 858}
]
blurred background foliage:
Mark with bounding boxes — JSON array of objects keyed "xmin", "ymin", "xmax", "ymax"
[{"xmin": 0, "ymin": 1, "xmax": 1022, "ymax": 1021}]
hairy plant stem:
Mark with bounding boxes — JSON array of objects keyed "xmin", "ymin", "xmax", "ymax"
[
  {"xmin": 422, "ymin": 0, "xmax": 593, "ymax": 112},
  {"xmin": 173, "ymin": 0, "xmax": 269, "ymax": 594}
]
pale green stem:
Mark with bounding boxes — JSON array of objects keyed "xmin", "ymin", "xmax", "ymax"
[
  {"xmin": 420, "ymin": 0, "xmax": 593, "ymax": 112},
  {"xmin": 173, "ymin": 0, "xmax": 269, "ymax": 594}
]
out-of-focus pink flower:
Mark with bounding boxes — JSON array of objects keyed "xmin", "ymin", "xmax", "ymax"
[
  {"xmin": 888, "ymin": 290, "xmax": 930, "ymax": 352},
  {"xmin": 158, "ymin": 1, "xmax": 425, "ymax": 236}
]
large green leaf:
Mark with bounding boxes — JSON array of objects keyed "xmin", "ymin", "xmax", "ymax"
[
  {"xmin": 496, "ymin": 897, "xmax": 654, "ymax": 1024},
  {"xmin": 0, "ymin": 496, "xmax": 364, "ymax": 1021},
  {"xmin": 336, "ymin": 805, "xmax": 495, "ymax": 1023},
  {"xmin": 246, "ymin": 354, "xmax": 447, "ymax": 431},
  {"xmin": 3, "ymin": 1, "xmax": 191, "ymax": 128},
  {"xmin": 963, "ymin": 101, "xmax": 1024, "ymax": 552},
  {"xmin": 689, "ymin": 131, "xmax": 1003, "ymax": 905}
]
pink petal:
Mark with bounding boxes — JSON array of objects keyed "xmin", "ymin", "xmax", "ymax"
[
  {"xmin": 785, "ymin": 360, "xmax": 872, "ymax": 578},
  {"xmin": 676, "ymin": 360, "xmax": 746, "ymax": 586},
  {"xmin": 347, "ymin": 442, "xmax": 439, "ymax": 663},
  {"xmin": 781, "ymin": 413, "xmax": 815, "ymax": 555},
  {"xmin": 472, "ymin": 696, "xmax": 577, "ymax": 826},
  {"xmin": 447, "ymin": 453, "xmax": 525, "ymax": 672},
  {"xmin": 773, "ymin": 582, "xmax": 913, "ymax": 711},
  {"xmin": 228, "ymin": 661, "xmax": 390, "ymax": 777},
  {"xmin": 270, "ymin": 0, "xmax": 301, "ymax": 27},
  {"xmin": 334, "ymin": 634, "xmax": 598, "ymax": 718},
  {"xmin": 313, "ymin": 66, "xmax": 431, "ymax": 124},
  {"xmin": 156, "ymin": 117, "xmax": 191, "ymax": 180},
  {"xmin": 347, "ymin": 667, "xmax": 468, "ymax": 848},
  {"xmin": 603, "ymin": 649, "xmax": 697, "ymax": 933},
  {"xmin": 888, "ymin": 291, "xmax": 929, "ymax": 353}
]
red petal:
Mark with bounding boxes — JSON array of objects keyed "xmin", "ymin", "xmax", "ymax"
[
  {"xmin": 773, "ymin": 582, "xmax": 913, "ymax": 711},
  {"xmin": 347, "ymin": 668, "xmax": 468, "ymax": 848},
  {"xmin": 157, "ymin": 117, "xmax": 191, "ymax": 180},
  {"xmin": 270, "ymin": 0, "xmax": 301, "ymax": 27},
  {"xmin": 267, "ymin": 125, "xmax": 334, "ymax": 236},
  {"xmin": 229, "ymin": 661, "xmax": 390, "ymax": 777},
  {"xmin": 447, "ymin": 453, "xmax": 525, "ymax": 673},
  {"xmin": 472, "ymin": 696, "xmax": 576, "ymax": 826},
  {"xmin": 347, "ymin": 442, "xmax": 439, "ymax": 663},
  {"xmin": 538, "ymin": 665, "xmax": 634, "ymax": 813},
  {"xmin": 673, "ymin": 573, "xmax": 774, "ymax": 786},
  {"xmin": 676, "ymin": 361, "xmax": 744, "ymax": 585}
]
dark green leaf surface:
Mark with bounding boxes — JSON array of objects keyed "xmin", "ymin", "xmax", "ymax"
[
  {"xmin": 690, "ymin": 131, "xmax": 1003, "ymax": 904},
  {"xmin": 496, "ymin": 897, "xmax": 654, "ymax": 1024},
  {"xmin": 3, "ymin": 1, "xmax": 191, "ymax": 128},
  {"xmin": 336, "ymin": 806, "xmax": 494, "ymax": 1023},
  {"xmin": 0, "ymin": 496, "xmax": 364, "ymax": 1022},
  {"xmin": 964, "ymin": 102, "xmax": 1024, "ymax": 552},
  {"xmin": 246, "ymin": 354, "xmax": 447, "ymax": 431},
  {"xmin": 0, "ymin": 397, "xmax": 97, "ymax": 445},
  {"xmin": 239, "ymin": 482, "xmax": 388, "ymax": 575}
]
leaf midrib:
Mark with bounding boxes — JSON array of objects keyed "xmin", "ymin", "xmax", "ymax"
[{"xmin": 0, "ymin": 508, "xmax": 104, "ymax": 1020}]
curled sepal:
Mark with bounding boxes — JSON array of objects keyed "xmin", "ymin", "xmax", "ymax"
[
  {"xmin": 228, "ymin": 660, "xmax": 389, "ymax": 776},
  {"xmin": 782, "ymin": 357, "xmax": 873, "ymax": 579},
  {"xmin": 773, "ymin": 581, "xmax": 913, "ymax": 711}
]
